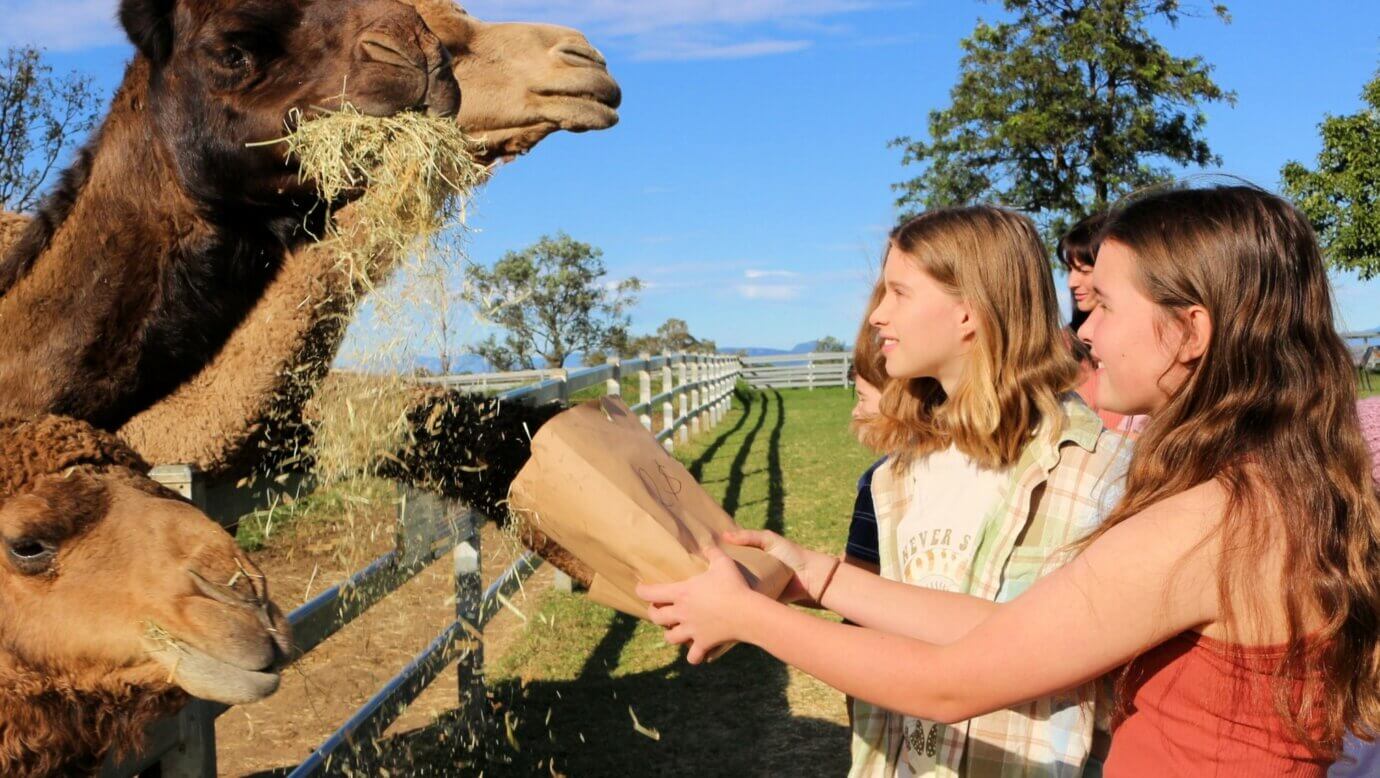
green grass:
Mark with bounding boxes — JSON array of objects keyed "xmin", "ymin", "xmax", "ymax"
[
  {"xmin": 378, "ymin": 385, "xmax": 876, "ymax": 775},
  {"xmin": 1361, "ymin": 374, "xmax": 1379, "ymax": 399},
  {"xmin": 235, "ymin": 477, "xmax": 396, "ymax": 553}
]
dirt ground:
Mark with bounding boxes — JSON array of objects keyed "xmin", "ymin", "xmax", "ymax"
[{"xmin": 215, "ymin": 505, "xmax": 548, "ymax": 776}]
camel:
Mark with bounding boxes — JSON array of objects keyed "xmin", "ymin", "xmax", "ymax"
[
  {"xmin": 0, "ymin": 0, "xmax": 459, "ymax": 430},
  {"xmin": 0, "ymin": 414, "xmax": 290, "ymax": 776},
  {"xmin": 112, "ymin": 0, "xmax": 623, "ymax": 475},
  {"xmin": 0, "ymin": 0, "xmax": 621, "ymax": 478}
]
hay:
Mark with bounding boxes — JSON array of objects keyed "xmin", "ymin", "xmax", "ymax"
[
  {"xmin": 250, "ymin": 104, "xmax": 487, "ymax": 491},
  {"xmin": 259, "ymin": 104, "xmax": 487, "ymax": 292}
]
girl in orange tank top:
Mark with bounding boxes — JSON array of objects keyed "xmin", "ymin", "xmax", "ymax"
[{"xmin": 1107, "ymin": 632, "xmax": 1330, "ymax": 776}]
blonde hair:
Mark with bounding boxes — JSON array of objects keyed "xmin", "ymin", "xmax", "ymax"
[{"xmin": 871, "ymin": 206, "xmax": 1080, "ymax": 469}]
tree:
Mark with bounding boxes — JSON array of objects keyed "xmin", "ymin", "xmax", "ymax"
[
  {"xmin": 1281, "ymin": 69, "xmax": 1380, "ymax": 280},
  {"xmin": 635, "ymin": 318, "xmax": 717, "ymax": 355},
  {"xmin": 893, "ymin": 0, "xmax": 1235, "ymax": 238},
  {"xmin": 463, "ymin": 233, "xmax": 640, "ymax": 371},
  {"xmin": 588, "ymin": 318, "xmax": 718, "ymax": 364},
  {"xmin": 1, "ymin": 46, "xmax": 99, "ymax": 212},
  {"xmin": 815, "ymin": 336, "xmax": 845, "ymax": 353}
]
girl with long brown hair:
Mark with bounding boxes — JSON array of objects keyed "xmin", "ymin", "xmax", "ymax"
[
  {"xmin": 651, "ymin": 204, "xmax": 1131, "ymax": 776},
  {"xmin": 638, "ymin": 185, "xmax": 1380, "ymax": 775}
]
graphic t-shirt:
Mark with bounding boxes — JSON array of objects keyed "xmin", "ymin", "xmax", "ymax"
[{"xmin": 893, "ymin": 445, "xmax": 1009, "ymax": 778}]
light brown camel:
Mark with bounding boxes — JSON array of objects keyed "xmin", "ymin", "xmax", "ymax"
[
  {"xmin": 112, "ymin": 0, "xmax": 622, "ymax": 475},
  {"xmin": 0, "ymin": 414, "xmax": 290, "ymax": 776},
  {"xmin": 0, "ymin": 0, "xmax": 459, "ymax": 430}
]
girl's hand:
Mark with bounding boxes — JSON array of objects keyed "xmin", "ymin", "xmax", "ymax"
[
  {"xmin": 723, "ymin": 528, "xmax": 838, "ymax": 607},
  {"xmin": 636, "ymin": 546, "xmax": 763, "ymax": 664}
]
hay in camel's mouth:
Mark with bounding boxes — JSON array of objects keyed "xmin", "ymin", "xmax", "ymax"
[{"xmin": 265, "ymin": 103, "xmax": 489, "ymax": 294}]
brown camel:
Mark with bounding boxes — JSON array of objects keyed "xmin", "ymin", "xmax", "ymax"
[
  {"xmin": 113, "ymin": 0, "xmax": 622, "ymax": 475},
  {"xmin": 0, "ymin": 0, "xmax": 459, "ymax": 431},
  {"xmin": 0, "ymin": 414, "xmax": 290, "ymax": 776}
]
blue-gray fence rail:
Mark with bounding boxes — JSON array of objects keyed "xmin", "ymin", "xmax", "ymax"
[{"xmin": 103, "ymin": 352, "xmax": 739, "ymax": 777}]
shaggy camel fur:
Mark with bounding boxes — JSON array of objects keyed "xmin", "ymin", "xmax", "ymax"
[
  {"xmin": 0, "ymin": 0, "xmax": 457, "ymax": 430},
  {"xmin": 0, "ymin": 415, "xmax": 290, "ymax": 776},
  {"xmin": 115, "ymin": 0, "xmax": 621, "ymax": 476}
]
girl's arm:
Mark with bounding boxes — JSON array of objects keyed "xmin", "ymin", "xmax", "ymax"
[
  {"xmin": 731, "ymin": 528, "xmax": 998, "ymax": 644},
  {"xmin": 641, "ymin": 486, "xmax": 1222, "ymax": 723}
]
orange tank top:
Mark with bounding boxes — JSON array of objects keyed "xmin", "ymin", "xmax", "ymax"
[{"xmin": 1105, "ymin": 631, "xmax": 1331, "ymax": 777}]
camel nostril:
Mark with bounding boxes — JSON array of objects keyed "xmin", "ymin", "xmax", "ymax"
[
  {"xmin": 188, "ymin": 568, "xmax": 262, "ymax": 610},
  {"xmin": 555, "ymin": 43, "xmax": 607, "ymax": 70},
  {"xmin": 358, "ymin": 34, "xmax": 423, "ymax": 70}
]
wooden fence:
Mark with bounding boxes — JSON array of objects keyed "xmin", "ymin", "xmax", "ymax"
[
  {"xmin": 738, "ymin": 351, "xmax": 853, "ymax": 390},
  {"xmin": 105, "ymin": 353, "xmax": 739, "ymax": 777}
]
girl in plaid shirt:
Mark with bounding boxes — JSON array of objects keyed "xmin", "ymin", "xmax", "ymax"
[
  {"xmin": 646, "ymin": 205, "xmax": 1129, "ymax": 777},
  {"xmin": 640, "ymin": 186, "xmax": 1380, "ymax": 776}
]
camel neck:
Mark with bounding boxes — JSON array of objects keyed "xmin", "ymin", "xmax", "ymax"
[{"xmin": 0, "ymin": 61, "xmax": 293, "ymax": 429}]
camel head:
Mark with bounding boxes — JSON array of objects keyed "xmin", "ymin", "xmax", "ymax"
[
  {"xmin": 0, "ymin": 416, "xmax": 290, "ymax": 773},
  {"xmin": 404, "ymin": 0, "xmax": 621, "ymax": 163},
  {"xmin": 117, "ymin": 0, "xmax": 460, "ymax": 207}
]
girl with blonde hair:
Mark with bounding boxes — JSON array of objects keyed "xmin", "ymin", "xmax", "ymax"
[
  {"xmin": 646, "ymin": 204, "xmax": 1130, "ymax": 776},
  {"xmin": 639, "ymin": 186, "xmax": 1380, "ymax": 775}
]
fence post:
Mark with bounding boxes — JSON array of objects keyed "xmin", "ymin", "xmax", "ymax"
[
  {"xmin": 661, "ymin": 356, "xmax": 675, "ymax": 451},
  {"xmin": 151, "ymin": 700, "xmax": 217, "ymax": 778},
  {"xmin": 723, "ymin": 357, "xmax": 732, "ymax": 417},
  {"xmin": 555, "ymin": 367, "xmax": 570, "ymax": 405},
  {"xmin": 689, "ymin": 358, "xmax": 702, "ymax": 436},
  {"xmin": 605, "ymin": 356, "xmax": 622, "ymax": 399},
  {"xmin": 638, "ymin": 353, "xmax": 652, "ymax": 432},
  {"xmin": 705, "ymin": 358, "xmax": 716, "ymax": 427},
  {"xmin": 678, "ymin": 356, "xmax": 689, "ymax": 445},
  {"xmin": 453, "ymin": 506, "xmax": 486, "ymax": 749},
  {"xmin": 712, "ymin": 355, "xmax": 723, "ymax": 424}
]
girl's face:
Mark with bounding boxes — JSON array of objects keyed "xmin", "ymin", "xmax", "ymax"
[
  {"xmin": 852, "ymin": 376, "xmax": 882, "ymax": 422},
  {"xmin": 1067, "ymin": 261, "xmax": 1096, "ymax": 312},
  {"xmin": 1079, "ymin": 240, "xmax": 1207, "ymax": 416},
  {"xmin": 869, "ymin": 246, "xmax": 975, "ymax": 394}
]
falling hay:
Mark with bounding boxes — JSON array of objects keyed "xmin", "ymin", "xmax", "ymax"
[{"xmin": 629, "ymin": 706, "xmax": 661, "ymax": 741}]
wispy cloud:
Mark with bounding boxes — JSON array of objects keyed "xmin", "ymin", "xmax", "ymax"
[
  {"xmin": 736, "ymin": 283, "xmax": 804, "ymax": 301},
  {"xmin": 467, "ymin": 0, "xmax": 879, "ymax": 62},
  {"xmin": 744, "ymin": 269, "xmax": 799, "ymax": 279},
  {"xmin": 634, "ymin": 38, "xmax": 812, "ymax": 62},
  {"xmin": 1, "ymin": 0, "xmax": 123, "ymax": 51},
  {"xmin": 2, "ymin": 0, "xmax": 882, "ymax": 61}
]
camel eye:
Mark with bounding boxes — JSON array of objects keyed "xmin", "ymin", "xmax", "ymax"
[
  {"xmin": 5, "ymin": 538, "xmax": 57, "ymax": 574},
  {"xmin": 220, "ymin": 46, "xmax": 249, "ymax": 70}
]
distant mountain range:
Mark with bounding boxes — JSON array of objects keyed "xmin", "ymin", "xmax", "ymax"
[{"xmin": 407, "ymin": 340, "xmax": 844, "ymax": 375}]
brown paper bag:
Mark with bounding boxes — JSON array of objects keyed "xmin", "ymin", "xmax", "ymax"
[{"xmin": 508, "ymin": 396, "xmax": 792, "ymax": 626}]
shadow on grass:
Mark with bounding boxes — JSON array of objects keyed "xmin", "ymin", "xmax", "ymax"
[
  {"xmin": 367, "ymin": 641, "xmax": 848, "ymax": 777},
  {"xmin": 765, "ymin": 390, "xmax": 786, "ymax": 534},
  {"xmin": 686, "ymin": 385, "xmax": 754, "ymax": 482}
]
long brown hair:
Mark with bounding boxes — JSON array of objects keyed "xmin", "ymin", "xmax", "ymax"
[
  {"xmin": 871, "ymin": 206, "xmax": 1081, "ymax": 469},
  {"xmin": 851, "ymin": 278, "xmax": 889, "ymax": 450},
  {"xmin": 1078, "ymin": 184, "xmax": 1380, "ymax": 755},
  {"xmin": 852, "ymin": 279, "xmax": 888, "ymax": 389}
]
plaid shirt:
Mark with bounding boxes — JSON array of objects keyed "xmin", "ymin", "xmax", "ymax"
[{"xmin": 850, "ymin": 397, "xmax": 1131, "ymax": 778}]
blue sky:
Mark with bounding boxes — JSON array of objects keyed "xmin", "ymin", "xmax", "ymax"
[{"xmin": 5, "ymin": 0, "xmax": 1379, "ymax": 353}]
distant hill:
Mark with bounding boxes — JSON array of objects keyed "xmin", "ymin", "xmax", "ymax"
[
  {"xmin": 724, "ymin": 340, "xmax": 850, "ymax": 357},
  {"xmin": 403, "ymin": 341, "xmax": 851, "ymax": 376}
]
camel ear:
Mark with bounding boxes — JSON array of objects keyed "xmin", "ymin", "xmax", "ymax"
[{"xmin": 120, "ymin": 0, "xmax": 177, "ymax": 66}]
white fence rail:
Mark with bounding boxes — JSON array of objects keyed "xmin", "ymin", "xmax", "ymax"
[
  {"xmin": 106, "ymin": 353, "xmax": 739, "ymax": 777},
  {"xmin": 738, "ymin": 351, "xmax": 853, "ymax": 390}
]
